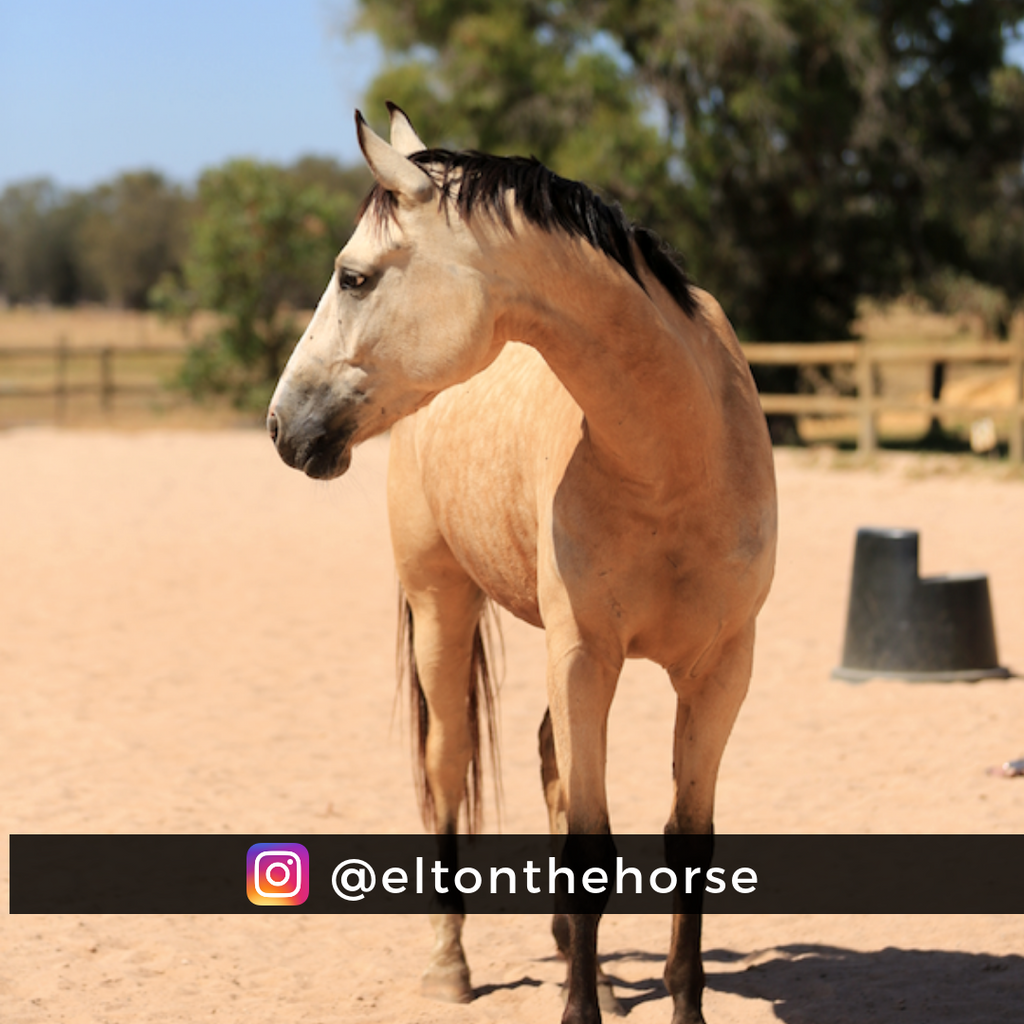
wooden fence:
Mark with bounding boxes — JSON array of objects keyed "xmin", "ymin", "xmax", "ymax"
[
  {"xmin": 0, "ymin": 340, "xmax": 186, "ymax": 419},
  {"xmin": 740, "ymin": 338, "xmax": 1024, "ymax": 463},
  {"xmin": 2, "ymin": 338, "xmax": 1024, "ymax": 461}
]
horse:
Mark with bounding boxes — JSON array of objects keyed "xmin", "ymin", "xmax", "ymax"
[{"xmin": 267, "ymin": 104, "xmax": 777, "ymax": 1024}]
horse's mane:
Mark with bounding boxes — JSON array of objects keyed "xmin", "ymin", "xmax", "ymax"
[{"xmin": 359, "ymin": 148, "xmax": 698, "ymax": 319}]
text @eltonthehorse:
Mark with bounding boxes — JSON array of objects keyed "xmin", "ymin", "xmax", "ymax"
[
  {"xmin": 328, "ymin": 854, "xmax": 757, "ymax": 902},
  {"xmin": 9, "ymin": 834, "xmax": 1024, "ymax": 914}
]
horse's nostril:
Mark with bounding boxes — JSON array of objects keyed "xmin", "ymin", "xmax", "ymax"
[{"xmin": 267, "ymin": 410, "xmax": 279, "ymax": 444}]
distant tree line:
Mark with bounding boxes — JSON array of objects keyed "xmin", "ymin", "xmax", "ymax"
[{"xmin": 0, "ymin": 158, "xmax": 369, "ymax": 312}]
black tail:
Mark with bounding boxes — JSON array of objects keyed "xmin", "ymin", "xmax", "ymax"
[{"xmin": 397, "ymin": 585, "xmax": 502, "ymax": 833}]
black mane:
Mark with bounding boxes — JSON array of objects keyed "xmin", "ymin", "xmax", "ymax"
[{"xmin": 359, "ymin": 149, "xmax": 698, "ymax": 319}]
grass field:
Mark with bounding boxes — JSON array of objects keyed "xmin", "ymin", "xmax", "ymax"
[{"xmin": 0, "ymin": 301, "xmax": 1021, "ymax": 440}]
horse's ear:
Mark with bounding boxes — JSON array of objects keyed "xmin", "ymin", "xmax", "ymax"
[
  {"xmin": 386, "ymin": 101, "xmax": 427, "ymax": 156},
  {"xmin": 356, "ymin": 111, "xmax": 433, "ymax": 204}
]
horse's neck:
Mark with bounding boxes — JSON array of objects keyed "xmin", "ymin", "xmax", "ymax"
[{"xmin": 494, "ymin": 234, "xmax": 718, "ymax": 493}]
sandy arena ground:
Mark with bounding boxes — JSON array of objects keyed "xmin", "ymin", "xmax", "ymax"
[{"xmin": 2, "ymin": 428, "xmax": 1024, "ymax": 1023}]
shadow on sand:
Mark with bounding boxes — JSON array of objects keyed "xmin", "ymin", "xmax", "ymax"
[{"xmin": 595, "ymin": 945, "xmax": 1024, "ymax": 1023}]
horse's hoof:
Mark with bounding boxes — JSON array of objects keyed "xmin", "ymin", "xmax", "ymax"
[
  {"xmin": 670, "ymin": 1007, "xmax": 706, "ymax": 1024},
  {"xmin": 421, "ymin": 964, "xmax": 473, "ymax": 1004},
  {"xmin": 560, "ymin": 978, "xmax": 624, "ymax": 1017},
  {"xmin": 597, "ymin": 977, "xmax": 625, "ymax": 1017}
]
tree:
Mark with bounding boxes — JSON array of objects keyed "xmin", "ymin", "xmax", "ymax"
[
  {"xmin": 0, "ymin": 173, "xmax": 187, "ymax": 309},
  {"xmin": 78, "ymin": 171, "xmax": 188, "ymax": 310},
  {"xmin": 351, "ymin": 0, "xmax": 1024, "ymax": 342},
  {"xmin": 0, "ymin": 179, "xmax": 91, "ymax": 305},
  {"xmin": 155, "ymin": 158, "xmax": 366, "ymax": 410},
  {"xmin": 288, "ymin": 155, "xmax": 373, "ymax": 199},
  {"xmin": 355, "ymin": 1, "xmax": 678, "ymax": 234}
]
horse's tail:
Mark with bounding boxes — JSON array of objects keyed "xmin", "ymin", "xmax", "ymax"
[{"xmin": 397, "ymin": 585, "xmax": 502, "ymax": 834}]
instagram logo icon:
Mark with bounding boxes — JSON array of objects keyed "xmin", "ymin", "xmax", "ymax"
[{"xmin": 246, "ymin": 843, "xmax": 310, "ymax": 905}]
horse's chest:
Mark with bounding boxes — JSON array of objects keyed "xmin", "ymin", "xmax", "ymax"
[{"xmin": 547, "ymin": 489, "xmax": 755, "ymax": 664}]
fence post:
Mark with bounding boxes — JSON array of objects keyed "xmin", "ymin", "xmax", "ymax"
[
  {"xmin": 1011, "ymin": 335, "xmax": 1024, "ymax": 465},
  {"xmin": 55, "ymin": 336, "xmax": 69, "ymax": 421},
  {"xmin": 856, "ymin": 341, "xmax": 876, "ymax": 458},
  {"xmin": 100, "ymin": 347, "xmax": 114, "ymax": 412}
]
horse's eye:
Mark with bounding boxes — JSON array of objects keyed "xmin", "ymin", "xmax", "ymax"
[{"xmin": 340, "ymin": 269, "xmax": 368, "ymax": 291}]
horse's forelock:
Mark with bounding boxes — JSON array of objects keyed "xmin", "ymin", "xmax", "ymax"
[{"xmin": 356, "ymin": 183, "xmax": 399, "ymax": 235}]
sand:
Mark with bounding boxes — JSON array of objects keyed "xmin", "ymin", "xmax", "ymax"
[{"xmin": 2, "ymin": 428, "xmax": 1023, "ymax": 1023}]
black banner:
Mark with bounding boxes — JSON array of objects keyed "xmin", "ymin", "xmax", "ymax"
[{"xmin": 9, "ymin": 834, "xmax": 1024, "ymax": 914}]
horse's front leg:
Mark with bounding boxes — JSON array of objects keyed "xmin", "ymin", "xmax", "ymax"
[
  {"xmin": 402, "ymin": 576, "xmax": 488, "ymax": 1004},
  {"xmin": 539, "ymin": 708, "xmax": 623, "ymax": 1017},
  {"xmin": 664, "ymin": 624, "xmax": 755, "ymax": 1024},
  {"xmin": 544, "ymin": 636, "xmax": 622, "ymax": 1024}
]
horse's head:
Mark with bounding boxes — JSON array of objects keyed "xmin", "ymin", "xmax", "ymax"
[{"xmin": 267, "ymin": 106, "xmax": 504, "ymax": 479}]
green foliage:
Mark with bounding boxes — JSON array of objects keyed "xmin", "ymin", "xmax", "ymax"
[
  {"xmin": 78, "ymin": 172, "xmax": 188, "ymax": 309},
  {"xmin": 0, "ymin": 173, "xmax": 184, "ymax": 308},
  {"xmin": 609, "ymin": 0, "xmax": 888, "ymax": 340},
  {"xmin": 0, "ymin": 179, "xmax": 91, "ymax": 305},
  {"xmin": 155, "ymin": 158, "xmax": 367, "ymax": 410},
  {"xmin": 916, "ymin": 269, "xmax": 1013, "ymax": 338},
  {"xmin": 357, "ymin": 0, "xmax": 677, "ymax": 232},
  {"xmin": 0, "ymin": 158, "xmax": 370, "ymax": 315},
  {"xmin": 352, "ymin": 0, "xmax": 1024, "ymax": 347}
]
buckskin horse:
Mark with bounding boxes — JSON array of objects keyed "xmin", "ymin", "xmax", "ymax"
[{"xmin": 267, "ymin": 105, "xmax": 776, "ymax": 1024}]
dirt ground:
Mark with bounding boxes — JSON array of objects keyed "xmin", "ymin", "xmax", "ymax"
[{"xmin": 3, "ymin": 428, "xmax": 1024, "ymax": 1024}]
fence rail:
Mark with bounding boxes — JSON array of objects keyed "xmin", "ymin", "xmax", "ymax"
[{"xmin": 2, "ymin": 338, "xmax": 1024, "ymax": 461}]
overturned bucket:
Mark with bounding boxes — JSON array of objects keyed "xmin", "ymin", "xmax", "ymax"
[{"xmin": 833, "ymin": 528, "xmax": 1010, "ymax": 682}]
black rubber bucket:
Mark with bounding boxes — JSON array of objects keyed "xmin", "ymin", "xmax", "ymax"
[{"xmin": 833, "ymin": 528, "xmax": 1010, "ymax": 682}]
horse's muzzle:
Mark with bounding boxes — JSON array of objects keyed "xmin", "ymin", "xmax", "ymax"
[{"xmin": 267, "ymin": 406, "xmax": 354, "ymax": 480}]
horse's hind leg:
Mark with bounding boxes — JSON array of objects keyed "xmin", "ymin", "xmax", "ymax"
[
  {"xmin": 664, "ymin": 623, "xmax": 755, "ymax": 1024},
  {"xmin": 539, "ymin": 706, "xmax": 570, "ymax": 955},
  {"xmin": 539, "ymin": 707, "xmax": 567, "ymax": 835}
]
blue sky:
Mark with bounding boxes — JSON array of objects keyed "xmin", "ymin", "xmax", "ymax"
[
  {"xmin": 2, "ymin": 4, "xmax": 1023, "ymax": 195},
  {"xmin": 0, "ymin": 0, "xmax": 382, "ymax": 192}
]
